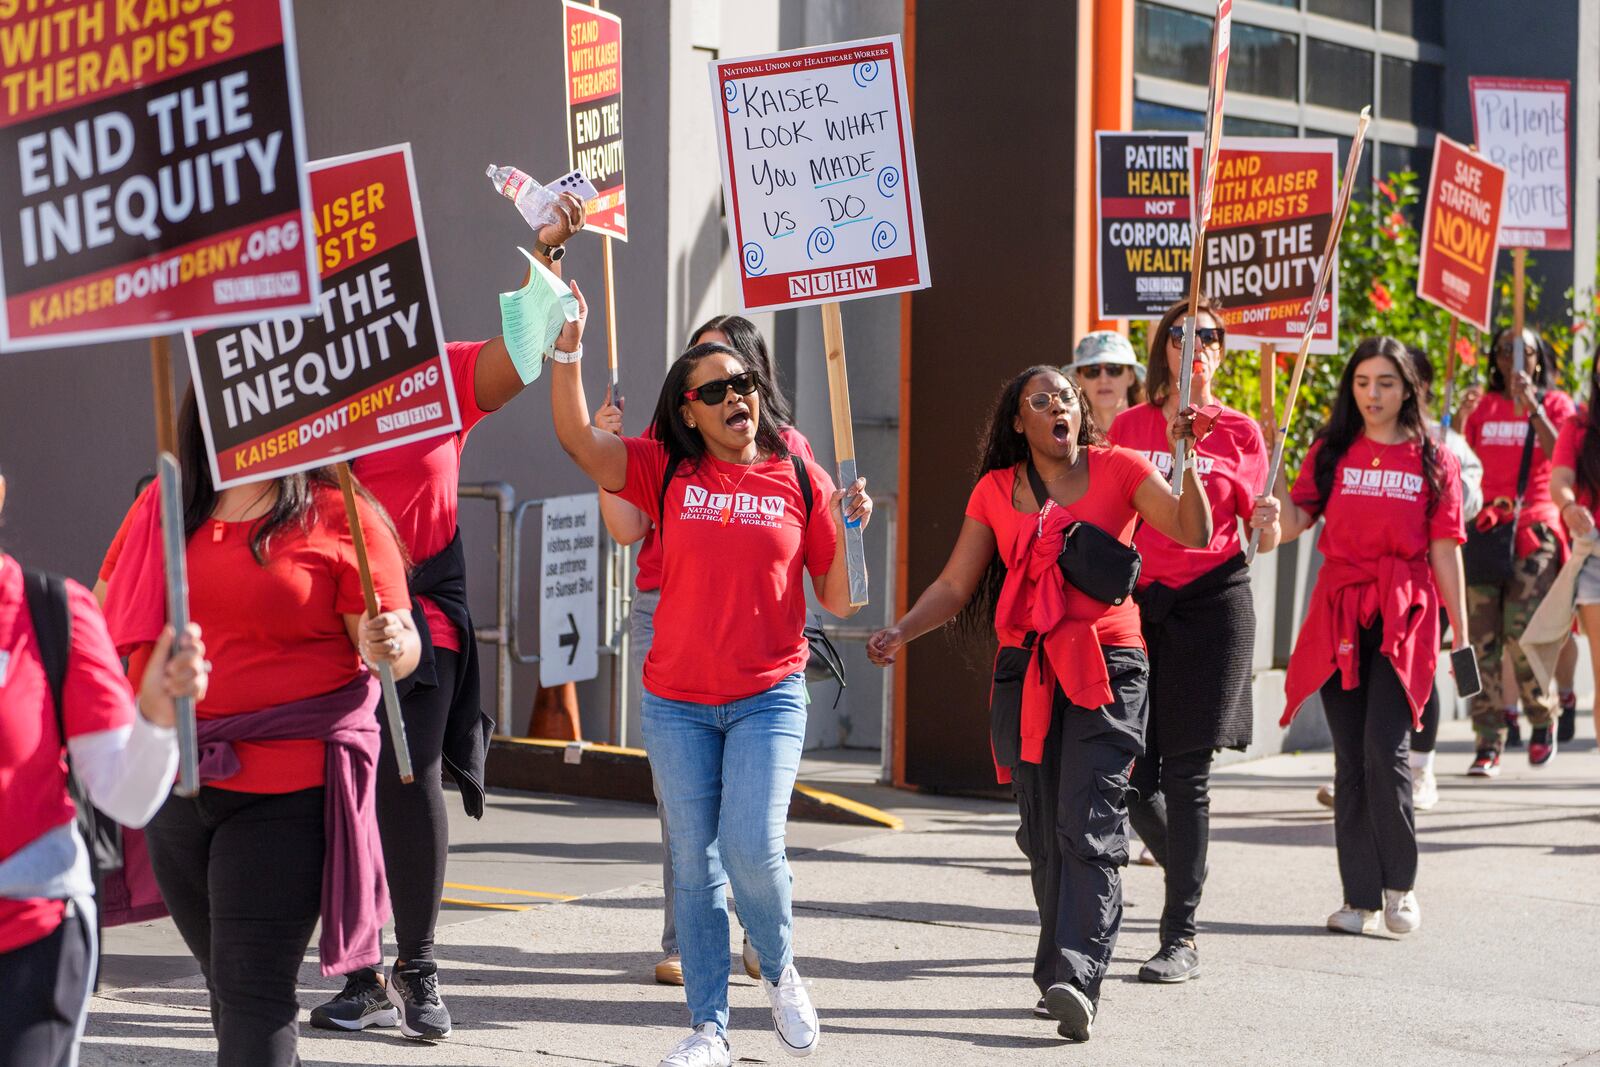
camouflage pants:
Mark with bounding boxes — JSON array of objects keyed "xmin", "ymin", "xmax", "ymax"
[{"xmin": 1466, "ymin": 525, "xmax": 1561, "ymax": 751}]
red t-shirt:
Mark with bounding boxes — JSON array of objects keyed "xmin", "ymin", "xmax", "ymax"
[
  {"xmin": 630, "ymin": 426, "xmax": 815, "ymax": 593},
  {"xmin": 1291, "ymin": 437, "xmax": 1465, "ymax": 563},
  {"xmin": 1464, "ymin": 389, "xmax": 1575, "ymax": 533},
  {"xmin": 1108, "ymin": 402, "xmax": 1267, "ymax": 588},
  {"xmin": 615, "ymin": 437, "xmax": 837, "ymax": 703},
  {"xmin": 963, "ymin": 447, "xmax": 1158, "ymax": 650},
  {"xmin": 353, "ymin": 340, "xmax": 490, "ymax": 651},
  {"xmin": 1552, "ymin": 414, "xmax": 1596, "ymax": 509},
  {"xmin": 105, "ymin": 486, "xmax": 410, "ymax": 794},
  {"xmin": 0, "ymin": 557, "xmax": 138, "ymax": 953}
]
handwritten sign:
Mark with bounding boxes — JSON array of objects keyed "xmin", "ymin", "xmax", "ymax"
[
  {"xmin": 709, "ymin": 36, "xmax": 929, "ymax": 313},
  {"xmin": 1190, "ymin": 137, "xmax": 1338, "ymax": 352},
  {"xmin": 562, "ymin": 1, "xmax": 626, "ymax": 240},
  {"xmin": 1418, "ymin": 134, "xmax": 1505, "ymax": 332},
  {"xmin": 1097, "ymin": 132, "xmax": 1192, "ymax": 319},
  {"xmin": 1470, "ymin": 77, "xmax": 1570, "ymax": 250}
]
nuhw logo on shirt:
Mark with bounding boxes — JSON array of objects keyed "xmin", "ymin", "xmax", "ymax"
[
  {"xmin": 1480, "ymin": 421, "xmax": 1530, "ymax": 446},
  {"xmin": 680, "ymin": 484, "xmax": 788, "ymax": 527},
  {"xmin": 1138, "ymin": 449, "xmax": 1215, "ymax": 478},
  {"xmin": 1341, "ymin": 466, "xmax": 1424, "ymax": 501}
]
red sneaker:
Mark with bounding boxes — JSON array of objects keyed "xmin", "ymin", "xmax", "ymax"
[
  {"xmin": 1529, "ymin": 726, "xmax": 1557, "ymax": 767},
  {"xmin": 1468, "ymin": 749, "xmax": 1501, "ymax": 778}
]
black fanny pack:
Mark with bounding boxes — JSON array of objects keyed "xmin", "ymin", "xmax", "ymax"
[
  {"xmin": 1027, "ymin": 460, "xmax": 1142, "ymax": 605},
  {"xmin": 988, "ymin": 636, "xmax": 1036, "ymax": 770}
]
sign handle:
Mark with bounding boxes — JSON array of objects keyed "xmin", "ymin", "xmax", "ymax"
[
  {"xmin": 155, "ymin": 454, "xmax": 199, "ymax": 797},
  {"xmin": 1248, "ymin": 107, "xmax": 1371, "ymax": 564},
  {"xmin": 819, "ymin": 302, "xmax": 869, "ymax": 608},
  {"xmin": 335, "ymin": 463, "xmax": 414, "ymax": 783},
  {"xmin": 150, "ymin": 336, "xmax": 177, "ymax": 455},
  {"xmin": 1512, "ymin": 247, "xmax": 1527, "ymax": 413},
  {"xmin": 1259, "ymin": 341, "xmax": 1277, "ymax": 447},
  {"xmin": 1441, "ymin": 316, "xmax": 1460, "ymax": 431},
  {"xmin": 601, "ymin": 234, "xmax": 620, "ymax": 398}
]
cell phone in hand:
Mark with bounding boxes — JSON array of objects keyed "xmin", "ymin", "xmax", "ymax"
[
  {"xmin": 550, "ymin": 168, "xmax": 599, "ymax": 202},
  {"xmin": 1450, "ymin": 646, "xmax": 1482, "ymax": 700}
]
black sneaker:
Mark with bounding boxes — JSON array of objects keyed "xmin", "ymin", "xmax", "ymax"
[
  {"xmin": 1505, "ymin": 710, "xmax": 1523, "ymax": 749},
  {"xmin": 1044, "ymin": 981, "xmax": 1095, "ymax": 1042},
  {"xmin": 387, "ymin": 960, "xmax": 451, "ymax": 1040},
  {"xmin": 309, "ymin": 968, "xmax": 398, "ymax": 1031},
  {"xmin": 1529, "ymin": 725, "xmax": 1558, "ymax": 767},
  {"xmin": 1468, "ymin": 748, "xmax": 1501, "ymax": 778},
  {"xmin": 1559, "ymin": 694, "xmax": 1578, "ymax": 744},
  {"xmin": 1138, "ymin": 939, "xmax": 1200, "ymax": 983}
]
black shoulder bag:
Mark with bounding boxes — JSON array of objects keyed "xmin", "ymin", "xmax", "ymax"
[
  {"xmin": 1025, "ymin": 460, "xmax": 1142, "ymax": 605},
  {"xmin": 1461, "ymin": 414, "xmax": 1536, "ymax": 587}
]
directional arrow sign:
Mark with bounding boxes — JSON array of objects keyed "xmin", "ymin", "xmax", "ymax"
[{"xmin": 540, "ymin": 494, "xmax": 599, "ymax": 687}]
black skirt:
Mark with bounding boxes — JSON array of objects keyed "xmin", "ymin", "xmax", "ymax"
[{"xmin": 1134, "ymin": 553, "xmax": 1256, "ymax": 755}]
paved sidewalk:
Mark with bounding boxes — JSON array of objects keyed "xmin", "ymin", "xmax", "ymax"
[{"xmin": 83, "ymin": 721, "xmax": 1600, "ymax": 1066}]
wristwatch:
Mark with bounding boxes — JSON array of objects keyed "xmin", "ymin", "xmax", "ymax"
[{"xmin": 536, "ymin": 239, "xmax": 565, "ymax": 263}]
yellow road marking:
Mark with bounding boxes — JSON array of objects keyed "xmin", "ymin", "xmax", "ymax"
[
  {"xmin": 440, "ymin": 897, "xmax": 531, "ymax": 912},
  {"xmin": 443, "ymin": 881, "xmax": 579, "ymax": 902},
  {"xmin": 793, "ymin": 783, "xmax": 905, "ymax": 831}
]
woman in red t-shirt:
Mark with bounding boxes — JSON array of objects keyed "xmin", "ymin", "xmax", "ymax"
[
  {"xmin": 1108, "ymin": 297, "xmax": 1281, "ymax": 985},
  {"xmin": 102, "ymin": 396, "xmax": 418, "ymax": 1067},
  {"xmin": 867, "ymin": 366, "xmax": 1211, "ymax": 1042},
  {"xmin": 551, "ymin": 296, "xmax": 868, "ymax": 1066},
  {"xmin": 1549, "ymin": 394, "xmax": 1600, "ymax": 750},
  {"xmin": 1455, "ymin": 327, "xmax": 1575, "ymax": 772},
  {"xmin": 1274, "ymin": 336, "xmax": 1467, "ymax": 938},
  {"xmin": 1, "ymin": 470, "xmax": 209, "ymax": 1067}
]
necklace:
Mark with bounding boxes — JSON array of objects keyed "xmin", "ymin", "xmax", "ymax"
[
  {"xmin": 716, "ymin": 458, "xmax": 759, "ymax": 524},
  {"xmin": 1363, "ymin": 435, "xmax": 1396, "ymax": 468}
]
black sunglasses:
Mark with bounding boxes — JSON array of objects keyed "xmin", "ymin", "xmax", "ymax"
[
  {"xmin": 683, "ymin": 372, "xmax": 757, "ymax": 406},
  {"xmin": 1166, "ymin": 324, "xmax": 1226, "ymax": 349},
  {"xmin": 1077, "ymin": 364, "xmax": 1129, "ymax": 380}
]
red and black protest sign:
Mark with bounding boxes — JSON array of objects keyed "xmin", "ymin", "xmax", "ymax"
[
  {"xmin": 0, "ymin": 0, "xmax": 318, "ymax": 352},
  {"xmin": 1418, "ymin": 134, "xmax": 1505, "ymax": 332},
  {"xmin": 1096, "ymin": 132, "xmax": 1192, "ymax": 319},
  {"xmin": 1189, "ymin": 137, "xmax": 1338, "ymax": 352},
  {"xmin": 563, "ymin": 1, "xmax": 626, "ymax": 241},
  {"xmin": 186, "ymin": 145, "xmax": 456, "ymax": 489}
]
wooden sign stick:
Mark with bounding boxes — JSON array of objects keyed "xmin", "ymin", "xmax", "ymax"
[
  {"xmin": 601, "ymin": 235, "xmax": 620, "ymax": 398},
  {"xmin": 1440, "ymin": 316, "xmax": 1461, "ymax": 430},
  {"xmin": 1248, "ymin": 107, "xmax": 1371, "ymax": 563},
  {"xmin": 1512, "ymin": 247, "xmax": 1528, "ymax": 413},
  {"xmin": 335, "ymin": 462, "xmax": 414, "ymax": 782},
  {"xmin": 820, "ymin": 302, "xmax": 869, "ymax": 607},
  {"xmin": 1259, "ymin": 341, "xmax": 1277, "ymax": 446}
]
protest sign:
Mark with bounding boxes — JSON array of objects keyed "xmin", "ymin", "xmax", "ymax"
[
  {"xmin": 1470, "ymin": 77, "xmax": 1570, "ymax": 250},
  {"xmin": 1188, "ymin": 137, "xmax": 1338, "ymax": 353},
  {"xmin": 563, "ymin": 1, "xmax": 626, "ymax": 241},
  {"xmin": 0, "ymin": 0, "xmax": 319, "ymax": 352},
  {"xmin": 710, "ymin": 35, "xmax": 929, "ymax": 314},
  {"xmin": 186, "ymin": 144, "xmax": 456, "ymax": 489},
  {"xmin": 540, "ymin": 493, "xmax": 600, "ymax": 688},
  {"xmin": 1418, "ymin": 134, "xmax": 1505, "ymax": 332},
  {"xmin": 1096, "ymin": 132, "xmax": 1192, "ymax": 319}
]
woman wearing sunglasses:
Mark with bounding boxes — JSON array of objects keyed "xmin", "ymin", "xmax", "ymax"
[
  {"xmin": 1070, "ymin": 331, "xmax": 1145, "ymax": 434},
  {"xmin": 866, "ymin": 366, "xmax": 1210, "ymax": 1043},
  {"xmin": 550, "ymin": 296, "xmax": 869, "ymax": 1067},
  {"xmin": 1454, "ymin": 326, "xmax": 1575, "ymax": 774},
  {"xmin": 1107, "ymin": 296, "xmax": 1280, "ymax": 985},
  {"xmin": 1272, "ymin": 337, "xmax": 1466, "ymax": 936}
]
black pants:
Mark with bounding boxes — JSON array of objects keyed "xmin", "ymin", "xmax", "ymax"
[
  {"xmin": 0, "ymin": 905, "xmax": 92, "ymax": 1067},
  {"xmin": 1126, "ymin": 747, "xmax": 1211, "ymax": 943},
  {"xmin": 1319, "ymin": 625, "xmax": 1418, "ymax": 911},
  {"xmin": 1011, "ymin": 647, "xmax": 1147, "ymax": 1004},
  {"xmin": 145, "ymin": 787, "xmax": 325, "ymax": 1067},
  {"xmin": 372, "ymin": 648, "xmax": 456, "ymax": 966},
  {"xmin": 1411, "ymin": 684, "xmax": 1440, "ymax": 754}
]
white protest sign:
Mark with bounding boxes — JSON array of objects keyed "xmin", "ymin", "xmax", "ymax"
[
  {"xmin": 539, "ymin": 493, "xmax": 599, "ymax": 688},
  {"xmin": 710, "ymin": 36, "xmax": 929, "ymax": 313},
  {"xmin": 1470, "ymin": 77, "xmax": 1571, "ymax": 250}
]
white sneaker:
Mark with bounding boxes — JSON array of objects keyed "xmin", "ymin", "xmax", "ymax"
[
  {"xmin": 1384, "ymin": 889, "xmax": 1421, "ymax": 934},
  {"xmin": 658, "ymin": 1023, "xmax": 731, "ymax": 1067},
  {"xmin": 763, "ymin": 963, "xmax": 819, "ymax": 1057},
  {"xmin": 1412, "ymin": 768, "xmax": 1439, "ymax": 811},
  {"xmin": 1326, "ymin": 904, "xmax": 1380, "ymax": 934}
]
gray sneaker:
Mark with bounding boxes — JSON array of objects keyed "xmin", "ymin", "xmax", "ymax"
[
  {"xmin": 309, "ymin": 968, "xmax": 398, "ymax": 1031},
  {"xmin": 1044, "ymin": 981, "xmax": 1094, "ymax": 1042},
  {"xmin": 388, "ymin": 960, "xmax": 451, "ymax": 1040},
  {"xmin": 1138, "ymin": 939, "xmax": 1200, "ymax": 983}
]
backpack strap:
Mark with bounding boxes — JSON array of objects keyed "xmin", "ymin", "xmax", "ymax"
[
  {"xmin": 22, "ymin": 569, "xmax": 71, "ymax": 756},
  {"xmin": 791, "ymin": 454, "xmax": 813, "ymax": 525}
]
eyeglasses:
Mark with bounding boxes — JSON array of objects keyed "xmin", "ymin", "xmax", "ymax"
[
  {"xmin": 1166, "ymin": 324, "xmax": 1226, "ymax": 350},
  {"xmin": 1077, "ymin": 364, "xmax": 1129, "ymax": 380},
  {"xmin": 683, "ymin": 372, "xmax": 757, "ymax": 405},
  {"xmin": 1025, "ymin": 388, "xmax": 1079, "ymax": 412}
]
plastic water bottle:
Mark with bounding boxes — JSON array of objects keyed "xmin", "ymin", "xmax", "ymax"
[{"xmin": 486, "ymin": 163, "xmax": 559, "ymax": 232}]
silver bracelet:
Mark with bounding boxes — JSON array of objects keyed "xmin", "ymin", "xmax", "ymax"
[{"xmin": 550, "ymin": 342, "xmax": 583, "ymax": 364}]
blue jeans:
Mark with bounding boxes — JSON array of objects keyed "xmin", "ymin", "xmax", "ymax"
[{"xmin": 641, "ymin": 673, "xmax": 807, "ymax": 1034}]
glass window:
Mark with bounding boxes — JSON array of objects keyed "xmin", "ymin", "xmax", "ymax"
[
  {"xmin": 1378, "ymin": 141, "xmax": 1432, "ymax": 185},
  {"xmin": 1307, "ymin": 0, "xmax": 1374, "ymax": 25},
  {"xmin": 1134, "ymin": 98, "xmax": 1206, "ymax": 131},
  {"xmin": 1224, "ymin": 115, "xmax": 1298, "ymax": 136},
  {"xmin": 1256, "ymin": 0, "xmax": 1298, "ymax": 6},
  {"xmin": 1381, "ymin": 0, "xmax": 1442, "ymax": 42},
  {"xmin": 1381, "ymin": 57, "xmax": 1441, "ymax": 129},
  {"xmin": 1230, "ymin": 24, "xmax": 1299, "ymax": 101},
  {"xmin": 1134, "ymin": 2, "xmax": 1213, "ymax": 86},
  {"xmin": 1306, "ymin": 39, "xmax": 1374, "ymax": 112}
]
